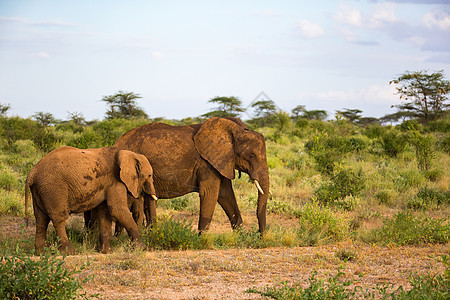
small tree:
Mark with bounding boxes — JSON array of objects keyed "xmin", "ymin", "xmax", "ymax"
[
  {"xmin": 292, "ymin": 105, "xmax": 328, "ymax": 120},
  {"xmin": 32, "ymin": 112, "xmax": 58, "ymax": 127},
  {"xmin": 390, "ymin": 70, "xmax": 450, "ymax": 123},
  {"xmin": 336, "ymin": 109, "xmax": 362, "ymax": 123},
  {"xmin": 203, "ymin": 96, "xmax": 245, "ymax": 118},
  {"xmin": 102, "ymin": 91, "xmax": 148, "ymax": 119},
  {"xmin": 252, "ymin": 100, "xmax": 277, "ymax": 118}
]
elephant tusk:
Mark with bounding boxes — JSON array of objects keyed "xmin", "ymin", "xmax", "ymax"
[
  {"xmin": 151, "ymin": 194, "xmax": 158, "ymax": 201},
  {"xmin": 254, "ymin": 180, "xmax": 264, "ymax": 195}
]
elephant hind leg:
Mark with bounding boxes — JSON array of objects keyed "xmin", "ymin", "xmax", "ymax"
[
  {"xmin": 33, "ymin": 201, "xmax": 50, "ymax": 254},
  {"xmin": 53, "ymin": 218, "xmax": 76, "ymax": 255}
]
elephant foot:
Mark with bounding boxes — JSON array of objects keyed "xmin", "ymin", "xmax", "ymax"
[
  {"xmin": 59, "ymin": 244, "xmax": 77, "ymax": 255},
  {"xmin": 131, "ymin": 240, "xmax": 147, "ymax": 251}
]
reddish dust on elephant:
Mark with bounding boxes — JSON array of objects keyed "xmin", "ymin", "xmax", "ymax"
[{"xmin": 25, "ymin": 146, "xmax": 157, "ymax": 254}]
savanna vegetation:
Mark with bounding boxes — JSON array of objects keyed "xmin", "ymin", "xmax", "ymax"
[{"xmin": 0, "ymin": 70, "xmax": 449, "ymax": 299}]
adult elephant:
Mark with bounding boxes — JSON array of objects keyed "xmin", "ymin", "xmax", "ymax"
[
  {"xmin": 25, "ymin": 146, "xmax": 157, "ymax": 254},
  {"xmin": 114, "ymin": 117, "xmax": 270, "ymax": 233}
]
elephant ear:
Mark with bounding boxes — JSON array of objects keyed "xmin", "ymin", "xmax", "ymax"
[
  {"xmin": 194, "ymin": 117, "xmax": 239, "ymax": 180},
  {"xmin": 117, "ymin": 150, "xmax": 141, "ymax": 198}
]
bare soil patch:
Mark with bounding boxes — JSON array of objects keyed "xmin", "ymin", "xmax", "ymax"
[{"xmin": 2, "ymin": 216, "xmax": 448, "ymax": 299}]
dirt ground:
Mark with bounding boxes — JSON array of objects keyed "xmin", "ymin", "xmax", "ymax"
[
  {"xmin": 1, "ymin": 216, "xmax": 449, "ymax": 299},
  {"xmin": 71, "ymin": 243, "xmax": 448, "ymax": 300}
]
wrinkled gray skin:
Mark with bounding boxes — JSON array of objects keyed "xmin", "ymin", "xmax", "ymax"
[
  {"xmin": 112, "ymin": 117, "xmax": 270, "ymax": 233},
  {"xmin": 25, "ymin": 146, "xmax": 157, "ymax": 254}
]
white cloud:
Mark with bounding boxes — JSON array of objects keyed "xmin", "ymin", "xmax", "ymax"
[
  {"xmin": 151, "ymin": 51, "xmax": 165, "ymax": 60},
  {"xmin": 29, "ymin": 52, "xmax": 50, "ymax": 59},
  {"xmin": 368, "ymin": 3, "xmax": 398, "ymax": 28},
  {"xmin": 423, "ymin": 10, "xmax": 450, "ymax": 30},
  {"xmin": 312, "ymin": 84, "xmax": 398, "ymax": 117},
  {"xmin": 335, "ymin": 3, "xmax": 398, "ymax": 29},
  {"xmin": 335, "ymin": 5, "xmax": 363, "ymax": 27},
  {"xmin": 260, "ymin": 10, "xmax": 280, "ymax": 18},
  {"xmin": 295, "ymin": 20, "xmax": 325, "ymax": 38}
]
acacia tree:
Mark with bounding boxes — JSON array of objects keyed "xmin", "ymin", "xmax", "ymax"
[
  {"xmin": 390, "ymin": 70, "xmax": 450, "ymax": 123},
  {"xmin": 203, "ymin": 96, "xmax": 245, "ymax": 118},
  {"xmin": 291, "ymin": 105, "xmax": 327, "ymax": 120},
  {"xmin": 32, "ymin": 112, "xmax": 58, "ymax": 127},
  {"xmin": 102, "ymin": 91, "xmax": 148, "ymax": 119},
  {"xmin": 336, "ymin": 108, "xmax": 362, "ymax": 123}
]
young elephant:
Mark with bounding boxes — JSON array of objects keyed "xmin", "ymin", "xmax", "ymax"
[{"xmin": 25, "ymin": 146, "xmax": 157, "ymax": 254}]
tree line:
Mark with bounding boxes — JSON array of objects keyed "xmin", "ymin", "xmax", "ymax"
[{"xmin": 1, "ymin": 70, "xmax": 449, "ymax": 126}]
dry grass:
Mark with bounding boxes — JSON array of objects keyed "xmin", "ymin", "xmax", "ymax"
[
  {"xmin": 65, "ymin": 243, "xmax": 449, "ymax": 299},
  {"xmin": 2, "ymin": 216, "xmax": 448, "ymax": 299}
]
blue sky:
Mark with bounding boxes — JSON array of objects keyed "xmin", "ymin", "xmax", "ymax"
[{"xmin": 1, "ymin": 0, "xmax": 449, "ymax": 120}]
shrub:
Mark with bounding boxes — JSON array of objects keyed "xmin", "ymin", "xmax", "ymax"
[
  {"xmin": 0, "ymin": 190, "xmax": 23, "ymax": 216},
  {"xmin": 0, "ymin": 250, "xmax": 94, "ymax": 299},
  {"xmin": 0, "ymin": 168, "xmax": 20, "ymax": 192},
  {"xmin": 374, "ymin": 189, "xmax": 397, "ymax": 205},
  {"xmin": 408, "ymin": 130, "xmax": 436, "ymax": 171},
  {"xmin": 407, "ymin": 187, "xmax": 448, "ymax": 210},
  {"xmin": 158, "ymin": 196, "xmax": 191, "ymax": 211},
  {"xmin": 381, "ymin": 131, "xmax": 407, "ymax": 157},
  {"xmin": 370, "ymin": 212, "xmax": 449, "ymax": 245},
  {"xmin": 247, "ymin": 268, "xmax": 359, "ymax": 299},
  {"xmin": 314, "ymin": 168, "xmax": 365, "ymax": 207},
  {"xmin": 67, "ymin": 128, "xmax": 103, "ymax": 149},
  {"xmin": 296, "ymin": 202, "xmax": 349, "ymax": 245},
  {"xmin": 141, "ymin": 215, "xmax": 203, "ymax": 250},
  {"xmin": 441, "ymin": 135, "xmax": 450, "ymax": 154},
  {"xmin": 334, "ymin": 194, "xmax": 360, "ymax": 211}
]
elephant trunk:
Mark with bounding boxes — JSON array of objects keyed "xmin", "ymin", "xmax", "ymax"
[
  {"xmin": 144, "ymin": 181, "xmax": 157, "ymax": 200},
  {"xmin": 255, "ymin": 171, "xmax": 269, "ymax": 234}
]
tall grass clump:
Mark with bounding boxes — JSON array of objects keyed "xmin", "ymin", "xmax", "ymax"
[
  {"xmin": 0, "ymin": 249, "xmax": 95, "ymax": 299},
  {"xmin": 313, "ymin": 168, "xmax": 365, "ymax": 210},
  {"xmin": 141, "ymin": 215, "xmax": 203, "ymax": 250},
  {"xmin": 407, "ymin": 186, "xmax": 449, "ymax": 210},
  {"xmin": 408, "ymin": 129, "xmax": 436, "ymax": 171},
  {"xmin": 381, "ymin": 130, "xmax": 407, "ymax": 157},
  {"xmin": 247, "ymin": 267, "xmax": 361, "ymax": 299},
  {"xmin": 295, "ymin": 201, "xmax": 349, "ymax": 245},
  {"xmin": 369, "ymin": 212, "xmax": 449, "ymax": 245}
]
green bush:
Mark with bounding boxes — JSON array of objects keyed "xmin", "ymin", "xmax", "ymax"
[
  {"xmin": 158, "ymin": 196, "xmax": 191, "ymax": 211},
  {"xmin": 295, "ymin": 202, "xmax": 349, "ymax": 245},
  {"xmin": 314, "ymin": 168, "xmax": 365, "ymax": 207},
  {"xmin": 248, "ymin": 255, "xmax": 450, "ymax": 299},
  {"xmin": 441, "ymin": 135, "xmax": 450, "ymax": 154},
  {"xmin": 381, "ymin": 131, "xmax": 407, "ymax": 157},
  {"xmin": 0, "ymin": 169, "xmax": 20, "ymax": 192},
  {"xmin": 407, "ymin": 187, "xmax": 448, "ymax": 210},
  {"xmin": 374, "ymin": 189, "xmax": 397, "ymax": 205},
  {"xmin": 141, "ymin": 215, "xmax": 203, "ymax": 250},
  {"xmin": 0, "ymin": 190, "xmax": 23, "ymax": 216},
  {"xmin": 248, "ymin": 268, "xmax": 359, "ymax": 299},
  {"xmin": 370, "ymin": 212, "xmax": 449, "ymax": 245},
  {"xmin": 0, "ymin": 250, "xmax": 94, "ymax": 300},
  {"xmin": 408, "ymin": 130, "xmax": 436, "ymax": 171}
]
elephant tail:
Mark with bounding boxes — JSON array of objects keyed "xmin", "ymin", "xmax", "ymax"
[{"xmin": 24, "ymin": 170, "xmax": 34, "ymax": 227}]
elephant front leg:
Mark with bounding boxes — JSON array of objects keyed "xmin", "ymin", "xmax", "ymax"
[
  {"xmin": 198, "ymin": 178, "xmax": 221, "ymax": 232},
  {"xmin": 217, "ymin": 178, "xmax": 243, "ymax": 230},
  {"xmin": 107, "ymin": 190, "xmax": 146, "ymax": 250},
  {"xmin": 144, "ymin": 194, "xmax": 157, "ymax": 227}
]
